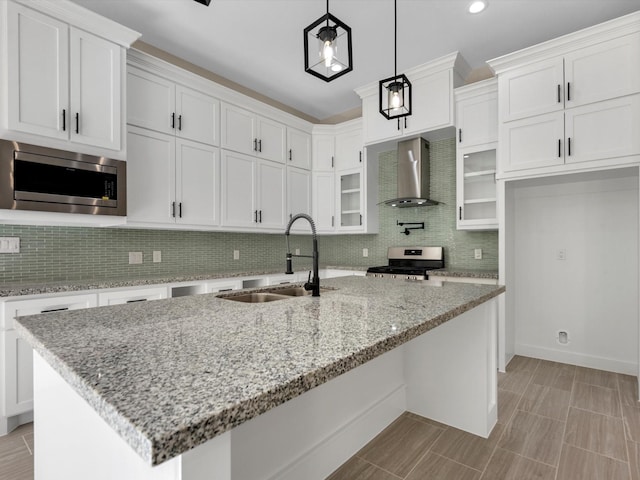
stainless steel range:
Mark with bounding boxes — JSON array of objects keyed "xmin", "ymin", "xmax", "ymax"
[{"xmin": 366, "ymin": 246, "xmax": 444, "ymax": 281}]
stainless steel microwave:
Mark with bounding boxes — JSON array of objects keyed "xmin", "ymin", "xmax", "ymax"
[{"xmin": 0, "ymin": 140, "xmax": 126, "ymax": 216}]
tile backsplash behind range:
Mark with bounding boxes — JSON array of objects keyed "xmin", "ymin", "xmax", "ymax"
[{"xmin": 0, "ymin": 138, "xmax": 497, "ymax": 284}]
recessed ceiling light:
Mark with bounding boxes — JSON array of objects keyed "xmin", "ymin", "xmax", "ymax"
[{"xmin": 468, "ymin": 1, "xmax": 487, "ymax": 14}]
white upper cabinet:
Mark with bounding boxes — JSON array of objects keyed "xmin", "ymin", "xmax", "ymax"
[
  {"xmin": 127, "ymin": 66, "xmax": 219, "ymax": 146},
  {"xmin": 312, "ymin": 129, "xmax": 335, "ymax": 171},
  {"xmin": 490, "ymin": 14, "xmax": 640, "ymax": 178},
  {"xmin": 220, "ymin": 150, "xmax": 286, "ymax": 231},
  {"xmin": 335, "ymin": 127, "xmax": 363, "ymax": 170},
  {"xmin": 2, "ymin": 1, "xmax": 139, "ymax": 157},
  {"xmin": 221, "ymin": 103, "xmax": 286, "ymax": 163},
  {"xmin": 312, "ymin": 172, "xmax": 336, "ymax": 233},
  {"xmin": 127, "ymin": 126, "xmax": 219, "ymax": 227},
  {"xmin": 356, "ymin": 52, "xmax": 470, "ymax": 146},
  {"xmin": 287, "ymin": 167, "xmax": 312, "ymax": 233},
  {"xmin": 286, "ymin": 127, "xmax": 311, "ymax": 170},
  {"xmin": 456, "ymin": 79, "xmax": 498, "ymax": 149}
]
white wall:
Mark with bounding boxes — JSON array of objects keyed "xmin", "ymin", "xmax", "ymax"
[{"xmin": 509, "ymin": 168, "xmax": 639, "ymax": 374}]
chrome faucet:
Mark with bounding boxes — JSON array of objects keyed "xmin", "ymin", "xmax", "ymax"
[{"xmin": 285, "ymin": 213, "xmax": 320, "ymax": 297}]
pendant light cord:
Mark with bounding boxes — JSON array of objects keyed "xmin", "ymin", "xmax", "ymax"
[
  {"xmin": 394, "ymin": 0, "xmax": 397, "ymax": 76},
  {"xmin": 326, "ymin": 0, "xmax": 330, "ymax": 26}
]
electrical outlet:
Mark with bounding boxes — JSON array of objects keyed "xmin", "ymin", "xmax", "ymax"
[
  {"xmin": 233, "ymin": 250, "xmax": 240, "ymax": 260},
  {"xmin": 153, "ymin": 251, "xmax": 162, "ymax": 263},
  {"xmin": 557, "ymin": 248, "xmax": 566, "ymax": 261},
  {"xmin": 474, "ymin": 249, "xmax": 482, "ymax": 260},
  {"xmin": 0, "ymin": 237, "xmax": 19, "ymax": 253},
  {"xmin": 128, "ymin": 252, "xmax": 143, "ymax": 265},
  {"xmin": 363, "ymin": 248, "xmax": 369, "ymax": 257},
  {"xmin": 295, "ymin": 248, "xmax": 300, "ymax": 255}
]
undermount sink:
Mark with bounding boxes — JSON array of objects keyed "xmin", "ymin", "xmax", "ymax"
[{"xmin": 217, "ymin": 286, "xmax": 334, "ymax": 303}]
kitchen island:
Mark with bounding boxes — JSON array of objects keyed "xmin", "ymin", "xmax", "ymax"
[{"xmin": 16, "ymin": 276, "xmax": 504, "ymax": 480}]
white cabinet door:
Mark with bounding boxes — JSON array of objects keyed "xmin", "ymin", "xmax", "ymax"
[
  {"xmin": 221, "ymin": 103, "xmax": 256, "ymax": 156},
  {"xmin": 565, "ymin": 94, "xmax": 640, "ymax": 165},
  {"xmin": 176, "ymin": 140, "xmax": 220, "ymax": 226},
  {"xmin": 337, "ymin": 168, "xmax": 363, "ymax": 230},
  {"xmin": 7, "ymin": 2, "xmax": 69, "ymax": 140},
  {"xmin": 257, "ymin": 159, "xmax": 286, "ymax": 229},
  {"xmin": 287, "ymin": 128, "xmax": 311, "ymax": 169},
  {"xmin": 176, "ymin": 85, "xmax": 219, "ymax": 146},
  {"xmin": 499, "ymin": 57, "xmax": 565, "ymax": 122},
  {"xmin": 500, "ymin": 112, "xmax": 565, "ymax": 172},
  {"xmin": 312, "ymin": 134, "xmax": 335, "ymax": 171},
  {"xmin": 361, "ymin": 92, "xmax": 402, "ymax": 145},
  {"xmin": 287, "ymin": 167, "xmax": 312, "ymax": 233},
  {"xmin": 2, "ymin": 294, "xmax": 98, "ymax": 329},
  {"xmin": 312, "ymin": 172, "xmax": 336, "ymax": 232},
  {"xmin": 335, "ymin": 129, "xmax": 362, "ymax": 170},
  {"xmin": 98, "ymin": 287, "xmax": 168, "ymax": 306},
  {"xmin": 221, "ymin": 150, "xmax": 256, "ymax": 227},
  {"xmin": 457, "ymin": 147, "xmax": 498, "ymax": 230},
  {"xmin": 565, "ymin": 32, "xmax": 640, "ymax": 108},
  {"xmin": 3, "ymin": 330, "xmax": 33, "ymax": 416},
  {"xmin": 126, "ymin": 66, "xmax": 175, "ymax": 135},
  {"xmin": 127, "ymin": 127, "xmax": 176, "ymax": 224},
  {"xmin": 404, "ymin": 69, "xmax": 453, "ymax": 135},
  {"xmin": 456, "ymin": 90, "xmax": 498, "ymax": 148},
  {"xmin": 257, "ymin": 117, "xmax": 286, "ymax": 164},
  {"xmin": 69, "ymin": 28, "xmax": 121, "ymax": 150},
  {"xmin": 206, "ymin": 280, "xmax": 243, "ymax": 293}
]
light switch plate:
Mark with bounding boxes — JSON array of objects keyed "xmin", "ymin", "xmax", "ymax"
[
  {"xmin": 474, "ymin": 249, "xmax": 482, "ymax": 260},
  {"xmin": 128, "ymin": 252, "xmax": 143, "ymax": 264},
  {"xmin": 363, "ymin": 248, "xmax": 369, "ymax": 257},
  {"xmin": 233, "ymin": 250, "xmax": 240, "ymax": 260},
  {"xmin": 153, "ymin": 251, "xmax": 162, "ymax": 263},
  {"xmin": 0, "ymin": 237, "xmax": 19, "ymax": 253}
]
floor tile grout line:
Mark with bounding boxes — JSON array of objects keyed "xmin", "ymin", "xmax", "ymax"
[
  {"xmin": 400, "ymin": 426, "xmax": 447, "ymax": 479},
  {"xmin": 563, "ymin": 442, "xmax": 631, "ymax": 465},
  {"xmin": 21, "ymin": 435, "xmax": 32, "ymax": 456},
  {"xmin": 351, "ymin": 455, "xmax": 404, "ymax": 479},
  {"xmin": 554, "ymin": 362, "xmax": 576, "ymax": 480}
]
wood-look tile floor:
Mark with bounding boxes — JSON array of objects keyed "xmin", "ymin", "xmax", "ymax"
[
  {"xmin": 1, "ymin": 356, "xmax": 639, "ymax": 480},
  {"xmin": 329, "ymin": 356, "xmax": 640, "ymax": 480}
]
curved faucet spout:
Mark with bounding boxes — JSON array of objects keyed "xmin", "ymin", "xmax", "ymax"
[{"xmin": 285, "ymin": 214, "xmax": 320, "ymax": 297}]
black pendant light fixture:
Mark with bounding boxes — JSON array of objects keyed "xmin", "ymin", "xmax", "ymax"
[
  {"xmin": 303, "ymin": 0, "xmax": 353, "ymax": 82},
  {"xmin": 379, "ymin": 0, "xmax": 411, "ymax": 120}
]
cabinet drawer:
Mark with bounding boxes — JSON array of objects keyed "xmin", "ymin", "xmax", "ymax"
[
  {"xmin": 2, "ymin": 293, "xmax": 98, "ymax": 330},
  {"xmin": 98, "ymin": 287, "xmax": 168, "ymax": 306}
]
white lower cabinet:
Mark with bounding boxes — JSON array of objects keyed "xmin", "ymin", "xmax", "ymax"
[
  {"xmin": 221, "ymin": 150, "xmax": 286, "ymax": 231},
  {"xmin": 206, "ymin": 280, "xmax": 243, "ymax": 293},
  {"xmin": 127, "ymin": 126, "xmax": 220, "ymax": 227},
  {"xmin": 2, "ymin": 293, "xmax": 97, "ymax": 418},
  {"xmin": 98, "ymin": 287, "xmax": 168, "ymax": 306}
]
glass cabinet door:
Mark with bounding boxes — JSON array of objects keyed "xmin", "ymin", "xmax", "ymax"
[
  {"xmin": 339, "ymin": 171, "xmax": 362, "ymax": 228},
  {"xmin": 458, "ymin": 149, "xmax": 497, "ymax": 228}
]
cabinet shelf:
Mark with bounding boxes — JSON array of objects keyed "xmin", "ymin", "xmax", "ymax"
[
  {"xmin": 341, "ymin": 209, "xmax": 361, "ymax": 214},
  {"xmin": 341, "ymin": 188, "xmax": 361, "ymax": 194},
  {"xmin": 464, "ymin": 198, "xmax": 496, "ymax": 205},
  {"xmin": 464, "ymin": 170, "xmax": 496, "ymax": 178}
]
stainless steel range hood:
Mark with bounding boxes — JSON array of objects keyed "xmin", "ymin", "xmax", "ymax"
[{"xmin": 384, "ymin": 137, "xmax": 439, "ymax": 207}]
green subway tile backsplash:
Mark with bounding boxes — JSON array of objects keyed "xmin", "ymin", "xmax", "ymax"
[{"xmin": 0, "ymin": 138, "xmax": 497, "ymax": 284}]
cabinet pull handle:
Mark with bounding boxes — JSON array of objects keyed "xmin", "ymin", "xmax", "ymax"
[
  {"xmin": 289, "ymin": 149, "xmax": 292, "ymax": 161},
  {"xmin": 568, "ymin": 137, "xmax": 571, "ymax": 156},
  {"xmin": 41, "ymin": 307, "xmax": 69, "ymax": 314},
  {"xmin": 172, "ymin": 201, "xmax": 176, "ymax": 217},
  {"xmin": 62, "ymin": 109, "xmax": 66, "ymax": 131},
  {"xmin": 126, "ymin": 299, "xmax": 147, "ymax": 304},
  {"xmin": 331, "ymin": 216, "xmax": 334, "ymax": 227},
  {"xmin": 178, "ymin": 115, "xmax": 182, "ymax": 131},
  {"xmin": 359, "ymin": 151, "xmax": 362, "ymax": 163},
  {"xmin": 331, "ymin": 156, "xmax": 334, "ymax": 168},
  {"xmin": 567, "ymin": 82, "xmax": 571, "ymax": 101},
  {"xmin": 397, "ymin": 118, "xmax": 400, "ymax": 131},
  {"xmin": 459, "ymin": 206, "xmax": 462, "ymax": 221},
  {"xmin": 171, "ymin": 113, "xmax": 175, "ymax": 129},
  {"xmin": 404, "ymin": 117, "xmax": 407, "ymax": 129},
  {"xmin": 254, "ymin": 138, "xmax": 257, "ymax": 151},
  {"xmin": 359, "ymin": 214, "xmax": 362, "ymax": 226},
  {"xmin": 458, "ymin": 128, "xmax": 462, "ymax": 143},
  {"xmin": 258, "ymin": 139, "xmax": 262, "ymax": 152},
  {"xmin": 75, "ymin": 113, "xmax": 79, "ymax": 134},
  {"xmin": 557, "ymin": 84, "xmax": 561, "ymax": 103},
  {"xmin": 259, "ymin": 210, "xmax": 262, "ymax": 223},
  {"xmin": 254, "ymin": 210, "xmax": 258, "ymax": 222},
  {"xmin": 558, "ymin": 139, "xmax": 561, "ymax": 158},
  {"xmin": 179, "ymin": 202, "xmax": 183, "ymax": 218}
]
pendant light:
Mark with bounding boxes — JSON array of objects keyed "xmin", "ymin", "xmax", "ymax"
[
  {"xmin": 379, "ymin": 0, "xmax": 411, "ymax": 120},
  {"xmin": 303, "ymin": 0, "xmax": 353, "ymax": 82}
]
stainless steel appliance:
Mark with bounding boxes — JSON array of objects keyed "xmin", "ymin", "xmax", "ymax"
[
  {"xmin": 0, "ymin": 140, "xmax": 126, "ymax": 216},
  {"xmin": 366, "ymin": 246, "xmax": 444, "ymax": 281}
]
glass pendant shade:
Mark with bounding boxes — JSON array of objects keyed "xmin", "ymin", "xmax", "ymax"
[
  {"xmin": 379, "ymin": 74, "xmax": 411, "ymax": 119},
  {"xmin": 304, "ymin": 12, "xmax": 352, "ymax": 82}
]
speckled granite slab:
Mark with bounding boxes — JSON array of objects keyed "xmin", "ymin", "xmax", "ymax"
[
  {"xmin": 15, "ymin": 276, "xmax": 504, "ymax": 466},
  {"xmin": 428, "ymin": 269, "xmax": 499, "ymax": 279}
]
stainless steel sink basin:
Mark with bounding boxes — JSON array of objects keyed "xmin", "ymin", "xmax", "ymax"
[
  {"xmin": 219, "ymin": 292, "xmax": 290, "ymax": 303},
  {"xmin": 267, "ymin": 286, "xmax": 311, "ymax": 296}
]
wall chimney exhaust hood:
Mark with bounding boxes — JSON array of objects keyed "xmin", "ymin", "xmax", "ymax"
[{"xmin": 384, "ymin": 137, "xmax": 438, "ymax": 207}]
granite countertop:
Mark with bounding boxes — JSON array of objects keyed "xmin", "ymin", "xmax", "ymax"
[
  {"xmin": 427, "ymin": 269, "xmax": 499, "ymax": 279},
  {"xmin": 0, "ymin": 266, "xmax": 366, "ymax": 298},
  {"xmin": 16, "ymin": 276, "xmax": 504, "ymax": 466}
]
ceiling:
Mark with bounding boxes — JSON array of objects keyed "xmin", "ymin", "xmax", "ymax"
[{"xmin": 71, "ymin": 0, "xmax": 640, "ymax": 123}]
